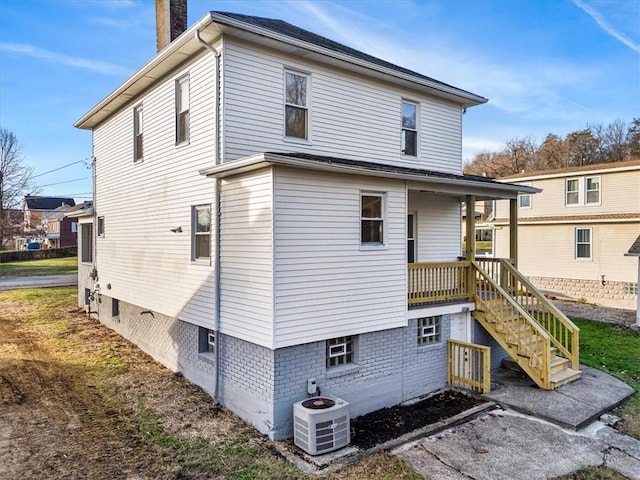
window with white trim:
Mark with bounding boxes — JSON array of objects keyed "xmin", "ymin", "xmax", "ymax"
[
  {"xmin": 361, "ymin": 193, "xmax": 384, "ymax": 245},
  {"xmin": 519, "ymin": 193, "xmax": 531, "ymax": 208},
  {"xmin": 284, "ymin": 70, "xmax": 308, "ymax": 139},
  {"xmin": 80, "ymin": 223, "xmax": 93, "ymax": 262},
  {"xmin": 401, "ymin": 100, "xmax": 417, "ymax": 156},
  {"xmin": 133, "ymin": 105, "xmax": 143, "ymax": 161},
  {"xmin": 585, "ymin": 176, "xmax": 600, "ymax": 204},
  {"xmin": 326, "ymin": 336, "xmax": 354, "ymax": 368},
  {"xmin": 566, "ymin": 178, "xmax": 579, "ymax": 205},
  {"xmin": 176, "ymin": 75, "xmax": 190, "ymax": 144},
  {"xmin": 192, "ymin": 205, "xmax": 211, "ymax": 260},
  {"xmin": 575, "ymin": 228, "xmax": 592, "ymax": 259},
  {"xmin": 198, "ymin": 327, "xmax": 215, "ymax": 355},
  {"xmin": 417, "ymin": 316, "xmax": 442, "ymax": 346}
]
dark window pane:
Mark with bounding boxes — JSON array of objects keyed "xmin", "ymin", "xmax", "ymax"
[
  {"xmin": 196, "ymin": 208, "xmax": 210, "ymax": 233},
  {"xmin": 408, "ymin": 240, "xmax": 415, "ymax": 263},
  {"xmin": 285, "ymin": 105, "xmax": 307, "ymax": 138},
  {"xmin": 402, "ymin": 130, "xmax": 417, "ymax": 156},
  {"xmin": 285, "ymin": 72, "xmax": 306, "ymax": 106},
  {"xmin": 586, "ymin": 190, "xmax": 599, "ymax": 203},
  {"xmin": 361, "ymin": 220, "xmax": 383, "ymax": 243},
  {"xmin": 177, "ymin": 110, "xmax": 189, "ymax": 143},
  {"xmin": 361, "ymin": 195, "xmax": 382, "ymax": 218},
  {"xmin": 566, "ymin": 192, "xmax": 578, "ymax": 204},
  {"xmin": 195, "ymin": 235, "xmax": 210, "ymax": 258},
  {"xmin": 402, "ymin": 102, "xmax": 416, "ymax": 129},
  {"xmin": 577, "ymin": 244, "xmax": 590, "ymax": 258}
]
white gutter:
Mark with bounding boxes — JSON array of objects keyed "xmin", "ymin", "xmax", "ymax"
[
  {"xmin": 199, "ymin": 152, "xmax": 540, "ymax": 195},
  {"xmin": 210, "ymin": 12, "xmax": 487, "ymax": 107}
]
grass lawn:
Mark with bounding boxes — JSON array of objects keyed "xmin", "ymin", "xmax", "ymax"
[
  {"xmin": 571, "ymin": 317, "xmax": 640, "ymax": 440},
  {"xmin": 0, "ymin": 257, "xmax": 78, "ymax": 277}
]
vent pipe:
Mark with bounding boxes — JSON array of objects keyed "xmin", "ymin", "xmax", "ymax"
[{"xmin": 156, "ymin": 0, "xmax": 187, "ymax": 52}]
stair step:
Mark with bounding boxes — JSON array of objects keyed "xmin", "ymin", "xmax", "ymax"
[
  {"xmin": 550, "ymin": 356, "xmax": 569, "ymax": 375},
  {"xmin": 550, "ymin": 368, "xmax": 581, "ymax": 388}
]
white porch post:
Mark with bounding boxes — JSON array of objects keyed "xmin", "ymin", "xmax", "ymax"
[{"xmin": 509, "ymin": 198, "xmax": 518, "ymax": 268}]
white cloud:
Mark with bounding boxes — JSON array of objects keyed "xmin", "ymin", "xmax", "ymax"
[
  {"xmin": 0, "ymin": 42, "xmax": 130, "ymax": 76},
  {"xmin": 572, "ymin": 0, "xmax": 640, "ymax": 53}
]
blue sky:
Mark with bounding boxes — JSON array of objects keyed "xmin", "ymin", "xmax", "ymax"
[{"xmin": 1, "ymin": 0, "xmax": 638, "ymax": 201}]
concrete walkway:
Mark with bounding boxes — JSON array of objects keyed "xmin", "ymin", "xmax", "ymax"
[
  {"xmin": 395, "ymin": 366, "xmax": 638, "ymax": 479},
  {"xmin": 0, "ymin": 274, "xmax": 78, "ymax": 291},
  {"xmin": 484, "ymin": 365, "xmax": 635, "ymax": 430},
  {"xmin": 395, "ymin": 410, "xmax": 640, "ymax": 480}
]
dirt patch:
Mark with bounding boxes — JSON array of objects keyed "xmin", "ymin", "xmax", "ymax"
[{"xmin": 350, "ymin": 390, "xmax": 484, "ymax": 450}]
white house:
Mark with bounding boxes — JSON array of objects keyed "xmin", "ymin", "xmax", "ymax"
[{"xmin": 74, "ymin": 3, "xmax": 580, "ymax": 441}]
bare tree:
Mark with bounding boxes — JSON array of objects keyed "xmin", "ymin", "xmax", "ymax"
[
  {"xmin": 626, "ymin": 118, "xmax": 640, "ymax": 159},
  {"xmin": 0, "ymin": 128, "xmax": 36, "ymax": 250}
]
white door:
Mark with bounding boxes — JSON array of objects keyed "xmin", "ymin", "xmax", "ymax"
[{"xmin": 450, "ymin": 315, "xmax": 470, "ymax": 343}]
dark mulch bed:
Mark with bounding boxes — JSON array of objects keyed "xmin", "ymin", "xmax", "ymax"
[{"xmin": 350, "ymin": 390, "xmax": 483, "ymax": 450}]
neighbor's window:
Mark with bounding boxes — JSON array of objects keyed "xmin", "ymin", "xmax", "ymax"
[
  {"xmin": 401, "ymin": 101, "xmax": 417, "ymax": 156},
  {"xmin": 566, "ymin": 178, "xmax": 579, "ymax": 205},
  {"xmin": 417, "ymin": 316, "xmax": 441, "ymax": 346},
  {"xmin": 284, "ymin": 70, "xmax": 308, "ymax": 139},
  {"xmin": 81, "ymin": 223, "xmax": 93, "ymax": 262},
  {"xmin": 585, "ymin": 176, "xmax": 600, "ymax": 204},
  {"xmin": 519, "ymin": 193, "xmax": 531, "ymax": 209},
  {"xmin": 361, "ymin": 193, "xmax": 384, "ymax": 245},
  {"xmin": 575, "ymin": 228, "xmax": 592, "ymax": 259},
  {"xmin": 97, "ymin": 216, "xmax": 105, "ymax": 237},
  {"xmin": 198, "ymin": 327, "xmax": 215, "ymax": 354},
  {"xmin": 133, "ymin": 104, "xmax": 144, "ymax": 161},
  {"xmin": 176, "ymin": 75, "xmax": 190, "ymax": 144},
  {"xmin": 326, "ymin": 336, "xmax": 354, "ymax": 368},
  {"xmin": 193, "ymin": 205, "xmax": 211, "ymax": 260}
]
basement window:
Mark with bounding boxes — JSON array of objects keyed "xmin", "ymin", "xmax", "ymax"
[
  {"xmin": 417, "ymin": 316, "xmax": 441, "ymax": 346},
  {"xmin": 326, "ymin": 336, "xmax": 355, "ymax": 368},
  {"xmin": 112, "ymin": 298, "xmax": 119, "ymax": 317},
  {"xmin": 198, "ymin": 327, "xmax": 215, "ymax": 355}
]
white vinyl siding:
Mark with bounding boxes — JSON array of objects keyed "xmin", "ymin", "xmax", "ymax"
[
  {"xmin": 408, "ymin": 192, "xmax": 462, "ymax": 262},
  {"xmin": 222, "ymin": 39, "xmax": 463, "ymax": 174},
  {"xmin": 91, "ymin": 49, "xmax": 218, "ymax": 328},
  {"xmin": 273, "ymin": 168, "xmax": 407, "ymax": 348},
  {"xmin": 219, "ymin": 169, "xmax": 274, "ymax": 347}
]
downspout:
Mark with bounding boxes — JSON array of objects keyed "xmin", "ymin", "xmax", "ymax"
[{"xmin": 196, "ymin": 28, "xmax": 223, "ymax": 405}]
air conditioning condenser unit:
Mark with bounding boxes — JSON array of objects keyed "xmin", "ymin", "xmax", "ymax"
[{"xmin": 293, "ymin": 396, "xmax": 350, "ymax": 455}]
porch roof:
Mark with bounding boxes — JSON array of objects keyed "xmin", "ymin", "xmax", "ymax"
[{"xmin": 200, "ymin": 152, "xmax": 540, "ymax": 200}]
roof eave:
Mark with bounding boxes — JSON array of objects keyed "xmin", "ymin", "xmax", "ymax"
[
  {"xmin": 200, "ymin": 153, "xmax": 538, "ymax": 198},
  {"xmin": 211, "ymin": 12, "xmax": 487, "ymax": 108}
]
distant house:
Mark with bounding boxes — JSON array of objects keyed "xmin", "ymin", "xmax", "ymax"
[
  {"xmin": 74, "ymin": 3, "xmax": 580, "ymax": 441},
  {"xmin": 45, "ymin": 201, "xmax": 92, "ymax": 248},
  {"xmin": 625, "ymin": 235, "xmax": 640, "ymax": 326},
  {"xmin": 493, "ymin": 160, "xmax": 640, "ymax": 309},
  {"xmin": 23, "ymin": 196, "xmax": 75, "ymax": 234}
]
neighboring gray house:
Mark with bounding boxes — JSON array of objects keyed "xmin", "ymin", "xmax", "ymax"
[{"xmin": 74, "ymin": 3, "xmax": 580, "ymax": 441}]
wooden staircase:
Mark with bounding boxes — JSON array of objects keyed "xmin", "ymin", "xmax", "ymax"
[{"xmin": 472, "ymin": 260, "xmax": 580, "ymax": 390}]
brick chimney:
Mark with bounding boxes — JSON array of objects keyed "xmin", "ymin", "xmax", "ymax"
[{"xmin": 156, "ymin": 0, "xmax": 187, "ymax": 52}]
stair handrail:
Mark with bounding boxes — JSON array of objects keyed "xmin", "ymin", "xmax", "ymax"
[
  {"xmin": 472, "ymin": 261, "xmax": 552, "ymax": 389},
  {"xmin": 498, "ymin": 259, "xmax": 580, "ymax": 370}
]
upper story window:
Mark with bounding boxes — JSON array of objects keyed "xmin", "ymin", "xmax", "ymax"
[
  {"xmin": 97, "ymin": 216, "xmax": 105, "ymax": 237},
  {"xmin": 133, "ymin": 105, "xmax": 144, "ymax": 162},
  {"xmin": 175, "ymin": 76, "xmax": 190, "ymax": 145},
  {"xmin": 80, "ymin": 223, "xmax": 93, "ymax": 263},
  {"xmin": 361, "ymin": 193, "xmax": 384, "ymax": 245},
  {"xmin": 518, "ymin": 184, "xmax": 532, "ymax": 209},
  {"xmin": 401, "ymin": 101, "xmax": 417, "ymax": 156},
  {"xmin": 585, "ymin": 176, "xmax": 600, "ymax": 204},
  {"xmin": 193, "ymin": 205, "xmax": 211, "ymax": 261},
  {"xmin": 566, "ymin": 178, "xmax": 579, "ymax": 205},
  {"xmin": 284, "ymin": 70, "xmax": 308, "ymax": 139}
]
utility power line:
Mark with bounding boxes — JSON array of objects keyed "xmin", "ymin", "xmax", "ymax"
[
  {"xmin": 38, "ymin": 177, "xmax": 89, "ymax": 188},
  {"xmin": 32, "ymin": 158, "xmax": 91, "ymax": 178}
]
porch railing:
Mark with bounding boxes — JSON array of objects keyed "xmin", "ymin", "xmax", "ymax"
[
  {"xmin": 447, "ymin": 339, "xmax": 491, "ymax": 394},
  {"xmin": 408, "ymin": 261, "xmax": 471, "ymax": 305}
]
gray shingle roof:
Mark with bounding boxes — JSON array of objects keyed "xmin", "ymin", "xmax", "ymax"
[
  {"xmin": 627, "ymin": 235, "xmax": 640, "ymax": 256},
  {"xmin": 24, "ymin": 196, "xmax": 75, "ymax": 211},
  {"xmin": 213, "ymin": 11, "xmax": 483, "ymax": 100}
]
